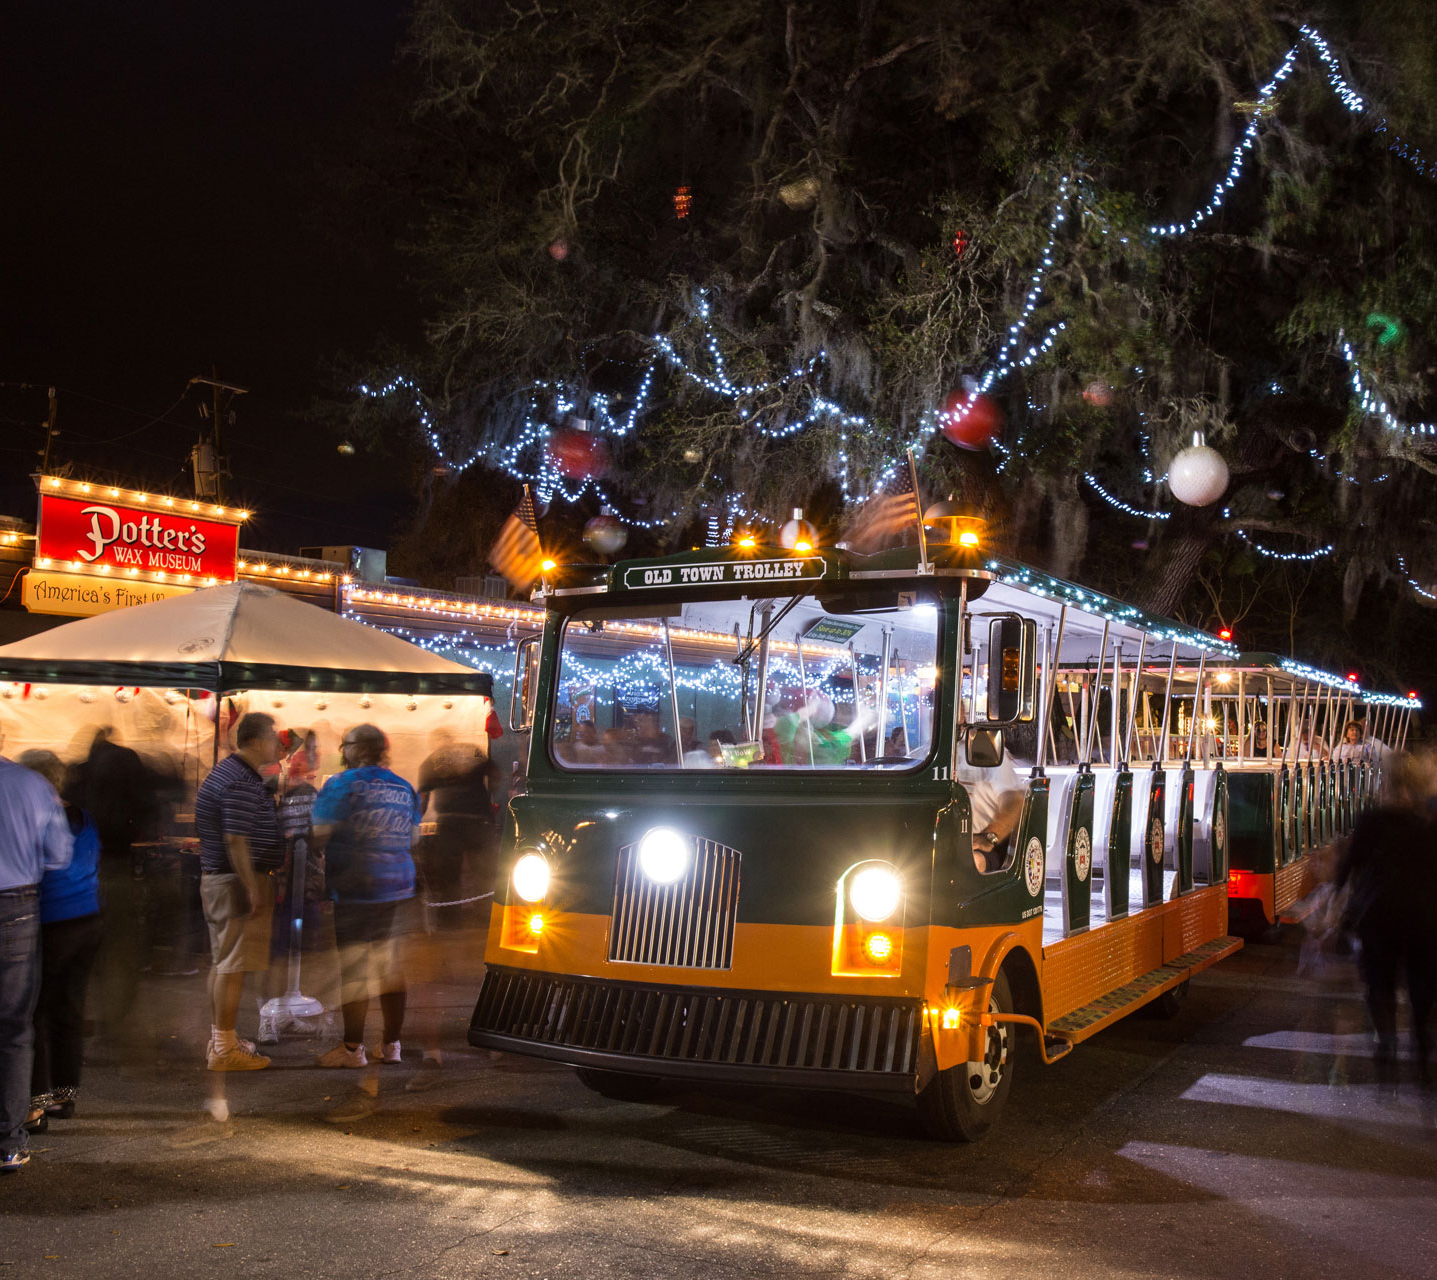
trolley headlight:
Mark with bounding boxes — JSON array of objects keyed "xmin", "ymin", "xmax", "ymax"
[
  {"xmin": 848, "ymin": 865, "xmax": 902, "ymax": 922},
  {"xmin": 511, "ymin": 852, "xmax": 550, "ymax": 903},
  {"xmin": 637, "ymin": 827, "xmax": 691, "ymax": 885}
]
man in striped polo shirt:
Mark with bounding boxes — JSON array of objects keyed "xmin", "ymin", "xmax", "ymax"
[{"xmin": 195, "ymin": 712, "xmax": 285, "ymax": 1070}]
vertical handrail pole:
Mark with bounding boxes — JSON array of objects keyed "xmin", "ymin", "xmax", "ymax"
[
  {"xmin": 1082, "ymin": 621, "xmax": 1110, "ymax": 766},
  {"xmin": 1236, "ymin": 671, "xmax": 1246, "ymax": 766},
  {"xmin": 1122, "ymin": 633, "xmax": 1147, "ymax": 766},
  {"xmin": 753, "ymin": 605, "xmax": 773, "ymax": 746},
  {"xmin": 876, "ymin": 627, "xmax": 892, "ymax": 754},
  {"xmin": 662, "ymin": 619, "xmax": 685, "ymax": 767},
  {"xmin": 1184, "ymin": 651, "xmax": 1207, "ymax": 761},
  {"xmin": 1158, "ymin": 647, "xmax": 1179, "ymax": 766},
  {"xmin": 949, "ymin": 580, "xmax": 969, "ymax": 780},
  {"xmin": 849, "ymin": 642, "xmax": 865, "ymax": 763},
  {"xmin": 1035, "ymin": 606, "xmax": 1068, "ymax": 773},
  {"xmin": 794, "ymin": 637, "xmax": 816, "ymax": 765}
]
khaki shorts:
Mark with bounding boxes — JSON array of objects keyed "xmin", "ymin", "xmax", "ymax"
[{"xmin": 201, "ymin": 873, "xmax": 276, "ymax": 974}]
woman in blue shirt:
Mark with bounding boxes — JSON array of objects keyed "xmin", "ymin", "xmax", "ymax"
[{"xmin": 19, "ymin": 751, "xmax": 101, "ymax": 1132}]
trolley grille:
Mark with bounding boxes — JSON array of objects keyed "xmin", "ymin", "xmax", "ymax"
[
  {"xmin": 608, "ymin": 837, "xmax": 740, "ymax": 969},
  {"xmin": 471, "ymin": 969, "xmax": 922, "ymax": 1077}
]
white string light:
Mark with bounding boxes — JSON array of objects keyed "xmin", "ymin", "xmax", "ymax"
[
  {"xmin": 1148, "ymin": 46, "xmax": 1300, "ymax": 237},
  {"xmin": 1396, "ymin": 555, "xmax": 1437, "ymax": 602},
  {"xmin": 1339, "ymin": 339, "xmax": 1437, "ymax": 437},
  {"xmin": 1236, "ymin": 530, "xmax": 1333, "ymax": 561},
  {"xmin": 1083, "ymin": 473, "xmax": 1171, "ymax": 520}
]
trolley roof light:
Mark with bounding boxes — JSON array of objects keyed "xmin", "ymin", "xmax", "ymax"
[
  {"xmin": 848, "ymin": 865, "xmax": 902, "ymax": 922},
  {"xmin": 923, "ymin": 497, "xmax": 986, "ymax": 549},
  {"xmin": 637, "ymin": 827, "xmax": 691, "ymax": 885},
  {"xmin": 511, "ymin": 852, "xmax": 550, "ymax": 903}
]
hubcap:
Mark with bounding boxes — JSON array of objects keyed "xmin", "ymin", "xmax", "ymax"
[{"xmin": 965, "ymin": 995, "xmax": 1008, "ymax": 1105}]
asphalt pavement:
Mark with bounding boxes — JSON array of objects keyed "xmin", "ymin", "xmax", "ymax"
[{"xmin": 2, "ymin": 929, "xmax": 1435, "ymax": 1279}]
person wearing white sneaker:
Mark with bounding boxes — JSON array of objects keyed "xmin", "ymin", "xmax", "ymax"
[
  {"xmin": 311, "ymin": 726, "xmax": 421, "ymax": 1095},
  {"xmin": 195, "ymin": 714, "xmax": 286, "ymax": 1073}
]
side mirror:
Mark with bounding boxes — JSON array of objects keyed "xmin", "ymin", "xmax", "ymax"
[
  {"xmin": 510, "ymin": 634, "xmax": 540, "ymax": 732},
  {"xmin": 982, "ymin": 615, "xmax": 1038, "ymax": 725},
  {"xmin": 966, "ymin": 727, "xmax": 1005, "ymax": 768}
]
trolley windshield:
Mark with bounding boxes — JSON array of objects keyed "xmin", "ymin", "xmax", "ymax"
[{"xmin": 551, "ymin": 589, "xmax": 941, "ymax": 771}]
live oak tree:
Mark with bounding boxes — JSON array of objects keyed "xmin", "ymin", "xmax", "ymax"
[{"xmin": 351, "ymin": 0, "xmax": 1437, "ymax": 694}]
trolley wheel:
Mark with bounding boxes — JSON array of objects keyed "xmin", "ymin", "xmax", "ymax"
[
  {"xmin": 917, "ymin": 969, "xmax": 1014, "ymax": 1143},
  {"xmin": 1148, "ymin": 978, "xmax": 1190, "ymax": 1020},
  {"xmin": 573, "ymin": 1066, "xmax": 667, "ymax": 1102}
]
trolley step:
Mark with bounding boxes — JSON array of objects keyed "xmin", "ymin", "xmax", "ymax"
[{"xmin": 1047, "ymin": 935, "xmax": 1243, "ymax": 1045}]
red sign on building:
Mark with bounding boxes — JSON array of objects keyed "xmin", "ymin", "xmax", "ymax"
[{"xmin": 36, "ymin": 491, "xmax": 241, "ymax": 582}]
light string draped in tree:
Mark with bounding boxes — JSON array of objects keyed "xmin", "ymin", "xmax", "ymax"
[{"xmin": 358, "ymin": 22, "xmax": 1432, "ymax": 582}]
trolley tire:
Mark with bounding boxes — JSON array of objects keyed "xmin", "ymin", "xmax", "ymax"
[
  {"xmin": 1148, "ymin": 978, "xmax": 1190, "ymax": 1020},
  {"xmin": 916, "ymin": 969, "xmax": 1014, "ymax": 1143},
  {"xmin": 573, "ymin": 1066, "xmax": 667, "ymax": 1102}
]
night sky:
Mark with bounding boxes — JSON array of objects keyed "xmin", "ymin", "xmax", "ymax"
[{"xmin": 1, "ymin": 0, "xmax": 418, "ymax": 553}]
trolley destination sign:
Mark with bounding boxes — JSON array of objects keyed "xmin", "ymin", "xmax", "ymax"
[{"xmin": 620, "ymin": 555, "xmax": 829, "ymax": 590}]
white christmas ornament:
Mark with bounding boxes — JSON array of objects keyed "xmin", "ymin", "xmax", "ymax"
[
  {"xmin": 779, "ymin": 508, "xmax": 818, "ymax": 551},
  {"xmin": 1168, "ymin": 431, "xmax": 1230, "ymax": 507}
]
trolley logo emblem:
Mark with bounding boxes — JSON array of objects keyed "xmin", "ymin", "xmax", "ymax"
[
  {"xmin": 1213, "ymin": 809, "xmax": 1226, "ymax": 854},
  {"xmin": 1149, "ymin": 816, "xmax": 1165, "ymax": 865},
  {"xmin": 1073, "ymin": 827, "xmax": 1091, "ymax": 882},
  {"xmin": 1023, "ymin": 836, "xmax": 1045, "ymax": 897}
]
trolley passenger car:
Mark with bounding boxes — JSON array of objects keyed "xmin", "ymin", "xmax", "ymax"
[{"xmin": 468, "ymin": 528, "xmax": 1416, "ymax": 1139}]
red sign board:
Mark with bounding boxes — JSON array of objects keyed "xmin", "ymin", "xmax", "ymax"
[{"xmin": 36, "ymin": 492, "xmax": 240, "ymax": 581}]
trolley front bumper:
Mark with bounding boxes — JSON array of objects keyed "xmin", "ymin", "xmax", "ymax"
[{"xmin": 469, "ymin": 965, "xmax": 923, "ymax": 1094}]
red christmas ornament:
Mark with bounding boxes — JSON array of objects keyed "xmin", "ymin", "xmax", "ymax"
[
  {"xmin": 547, "ymin": 427, "xmax": 610, "ymax": 480},
  {"xmin": 674, "ymin": 185, "xmax": 693, "ymax": 219},
  {"xmin": 1081, "ymin": 380, "xmax": 1113, "ymax": 408},
  {"xmin": 939, "ymin": 391, "xmax": 1002, "ymax": 451},
  {"xmin": 952, "ymin": 230, "xmax": 969, "ymax": 257},
  {"xmin": 547, "ymin": 239, "xmax": 569, "ymax": 261}
]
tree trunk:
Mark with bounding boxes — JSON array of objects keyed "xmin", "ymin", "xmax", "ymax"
[{"xmin": 1129, "ymin": 506, "xmax": 1217, "ymax": 618}]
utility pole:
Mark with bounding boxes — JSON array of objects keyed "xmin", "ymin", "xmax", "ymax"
[
  {"xmin": 188, "ymin": 370, "xmax": 247, "ymax": 504},
  {"xmin": 39, "ymin": 386, "xmax": 58, "ymax": 473}
]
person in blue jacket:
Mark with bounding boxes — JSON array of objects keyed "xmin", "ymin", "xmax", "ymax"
[
  {"xmin": 19, "ymin": 751, "xmax": 100, "ymax": 1133},
  {"xmin": 310, "ymin": 724, "xmax": 420, "ymax": 1120}
]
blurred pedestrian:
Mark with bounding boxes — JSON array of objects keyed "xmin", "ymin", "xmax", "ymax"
[
  {"xmin": 312, "ymin": 724, "xmax": 420, "ymax": 1121},
  {"xmin": 0, "ymin": 727, "xmax": 73, "ymax": 1174},
  {"xmin": 409, "ymin": 730, "xmax": 498, "ymax": 1088},
  {"xmin": 195, "ymin": 712, "xmax": 285, "ymax": 1071},
  {"xmin": 72, "ymin": 727, "xmax": 160, "ymax": 1062},
  {"xmin": 18, "ymin": 751, "xmax": 100, "ymax": 1132},
  {"xmin": 1334, "ymin": 752, "xmax": 1437, "ymax": 1101}
]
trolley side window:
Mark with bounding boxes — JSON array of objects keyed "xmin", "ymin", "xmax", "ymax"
[{"xmin": 550, "ymin": 592, "xmax": 940, "ymax": 771}]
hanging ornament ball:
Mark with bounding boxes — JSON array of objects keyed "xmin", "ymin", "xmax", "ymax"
[
  {"xmin": 952, "ymin": 230, "xmax": 969, "ymax": 258},
  {"xmin": 337, "ymin": 440, "xmax": 356, "ymax": 456},
  {"xmin": 1266, "ymin": 488, "xmax": 1285, "ymax": 502},
  {"xmin": 682, "ymin": 447, "xmax": 703, "ymax": 464},
  {"xmin": 1082, "ymin": 380, "xmax": 1113, "ymax": 408},
  {"xmin": 1168, "ymin": 432, "xmax": 1230, "ymax": 507},
  {"xmin": 779, "ymin": 508, "xmax": 818, "ymax": 551},
  {"xmin": 547, "ymin": 239, "xmax": 569, "ymax": 261},
  {"xmin": 940, "ymin": 391, "xmax": 1002, "ymax": 451},
  {"xmin": 582, "ymin": 513, "xmax": 628, "ymax": 556},
  {"xmin": 547, "ymin": 427, "xmax": 610, "ymax": 480}
]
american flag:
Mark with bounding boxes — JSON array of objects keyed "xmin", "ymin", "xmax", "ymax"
[
  {"xmin": 488, "ymin": 487, "xmax": 544, "ymax": 588},
  {"xmin": 842, "ymin": 455, "xmax": 924, "ymax": 553}
]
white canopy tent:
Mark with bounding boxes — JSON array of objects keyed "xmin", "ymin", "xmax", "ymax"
[{"xmin": 0, "ymin": 582, "xmax": 496, "ymax": 787}]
